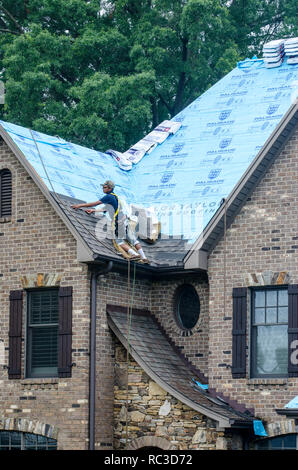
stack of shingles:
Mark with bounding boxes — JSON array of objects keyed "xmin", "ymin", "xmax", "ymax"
[
  {"xmin": 284, "ymin": 37, "xmax": 298, "ymax": 65},
  {"xmin": 262, "ymin": 39, "xmax": 285, "ymax": 68},
  {"xmin": 105, "ymin": 120, "xmax": 181, "ymax": 170}
]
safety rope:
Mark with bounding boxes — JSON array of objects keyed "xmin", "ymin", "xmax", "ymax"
[
  {"xmin": 29, "ymin": 129, "xmax": 119, "ymax": 254},
  {"xmin": 125, "ymin": 259, "xmax": 130, "ymax": 448},
  {"xmin": 30, "ymin": 128, "xmax": 143, "ymax": 451},
  {"xmin": 125, "ymin": 260, "xmax": 136, "ymax": 449}
]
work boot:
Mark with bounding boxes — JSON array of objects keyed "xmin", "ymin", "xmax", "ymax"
[{"xmin": 129, "ymin": 253, "xmax": 141, "ymax": 260}]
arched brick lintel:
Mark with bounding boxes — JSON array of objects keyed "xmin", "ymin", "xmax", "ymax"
[
  {"xmin": 0, "ymin": 416, "xmax": 59, "ymax": 440},
  {"xmin": 126, "ymin": 436, "xmax": 177, "ymax": 450}
]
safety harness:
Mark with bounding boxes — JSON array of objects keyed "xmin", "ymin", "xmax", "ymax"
[{"xmin": 109, "ymin": 192, "xmax": 141, "ymax": 261}]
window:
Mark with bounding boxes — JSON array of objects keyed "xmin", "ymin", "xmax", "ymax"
[
  {"xmin": 9, "ymin": 286, "xmax": 73, "ymax": 380},
  {"xmin": 0, "ymin": 431, "xmax": 57, "ymax": 450},
  {"xmin": 26, "ymin": 289, "xmax": 59, "ymax": 378},
  {"xmin": 174, "ymin": 284, "xmax": 200, "ymax": 330},
  {"xmin": 255, "ymin": 434, "xmax": 297, "ymax": 450},
  {"xmin": 0, "ymin": 169, "xmax": 12, "ymax": 217},
  {"xmin": 251, "ymin": 287, "xmax": 288, "ymax": 378}
]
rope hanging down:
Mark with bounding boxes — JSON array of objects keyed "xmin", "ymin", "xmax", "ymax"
[
  {"xmin": 30, "ymin": 128, "xmax": 140, "ymax": 450},
  {"xmin": 30, "ymin": 129, "xmax": 122, "ymax": 254},
  {"xmin": 125, "ymin": 260, "xmax": 136, "ymax": 449}
]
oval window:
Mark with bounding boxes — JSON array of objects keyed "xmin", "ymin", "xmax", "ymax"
[{"xmin": 174, "ymin": 285, "xmax": 200, "ymax": 330}]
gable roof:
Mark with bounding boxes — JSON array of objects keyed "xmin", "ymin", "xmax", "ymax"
[
  {"xmin": 185, "ymin": 99, "xmax": 298, "ymax": 269},
  {"xmin": 0, "ymin": 58, "xmax": 298, "ymax": 270},
  {"xmin": 107, "ymin": 304, "xmax": 255, "ymax": 429}
]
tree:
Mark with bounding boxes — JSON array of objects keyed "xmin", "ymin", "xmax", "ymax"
[
  {"xmin": 110, "ymin": 0, "xmax": 240, "ymax": 124},
  {"xmin": 0, "ymin": 0, "xmax": 297, "ymax": 152},
  {"xmin": 228, "ymin": 0, "xmax": 298, "ymax": 56}
]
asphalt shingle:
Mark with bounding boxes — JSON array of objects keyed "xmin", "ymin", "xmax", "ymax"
[
  {"xmin": 51, "ymin": 192, "xmax": 192, "ymax": 268},
  {"xmin": 107, "ymin": 305, "xmax": 255, "ymax": 428}
]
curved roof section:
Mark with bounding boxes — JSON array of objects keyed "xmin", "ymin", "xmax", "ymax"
[
  {"xmin": 1, "ymin": 58, "xmax": 298, "ymax": 243},
  {"xmin": 107, "ymin": 305, "xmax": 255, "ymax": 429}
]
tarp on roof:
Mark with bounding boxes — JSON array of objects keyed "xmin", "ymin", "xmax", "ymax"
[
  {"xmin": 1, "ymin": 57, "xmax": 298, "ymax": 241},
  {"xmin": 0, "ymin": 121, "xmax": 135, "ymax": 204}
]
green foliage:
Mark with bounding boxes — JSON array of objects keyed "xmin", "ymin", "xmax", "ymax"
[
  {"xmin": 67, "ymin": 71, "xmax": 155, "ymax": 151},
  {"xmin": 0, "ymin": 0, "xmax": 297, "ymax": 152}
]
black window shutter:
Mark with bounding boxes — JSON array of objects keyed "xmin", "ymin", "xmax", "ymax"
[
  {"xmin": 288, "ymin": 284, "xmax": 298, "ymax": 377},
  {"xmin": 8, "ymin": 290, "xmax": 23, "ymax": 379},
  {"xmin": 232, "ymin": 287, "xmax": 247, "ymax": 378},
  {"xmin": 58, "ymin": 286, "xmax": 73, "ymax": 378},
  {"xmin": 0, "ymin": 169, "xmax": 12, "ymax": 217}
]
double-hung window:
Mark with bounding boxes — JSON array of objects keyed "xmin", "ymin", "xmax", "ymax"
[
  {"xmin": 251, "ymin": 287, "xmax": 288, "ymax": 378},
  {"xmin": 26, "ymin": 289, "xmax": 59, "ymax": 378},
  {"xmin": 8, "ymin": 286, "xmax": 72, "ymax": 380}
]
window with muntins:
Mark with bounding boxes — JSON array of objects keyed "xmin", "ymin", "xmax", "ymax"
[
  {"xmin": 0, "ymin": 169, "xmax": 12, "ymax": 217},
  {"xmin": 26, "ymin": 289, "xmax": 59, "ymax": 378},
  {"xmin": 251, "ymin": 287, "xmax": 288, "ymax": 378},
  {"xmin": 255, "ymin": 434, "xmax": 297, "ymax": 450},
  {"xmin": 0, "ymin": 431, "xmax": 57, "ymax": 450}
]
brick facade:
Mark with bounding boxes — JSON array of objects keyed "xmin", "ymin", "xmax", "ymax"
[
  {"xmin": 0, "ymin": 140, "xmax": 91, "ymax": 450},
  {"xmin": 207, "ymin": 127, "xmax": 298, "ymax": 423},
  {"xmin": 94, "ymin": 271, "xmax": 152, "ymax": 449},
  {"xmin": 151, "ymin": 279, "xmax": 209, "ymax": 377},
  {"xmin": 1, "ymin": 122, "xmax": 298, "ymax": 450}
]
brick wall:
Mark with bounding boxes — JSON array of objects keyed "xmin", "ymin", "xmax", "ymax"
[
  {"xmin": 207, "ymin": 126, "xmax": 298, "ymax": 422},
  {"xmin": 94, "ymin": 271, "xmax": 152, "ymax": 449},
  {"xmin": 151, "ymin": 278, "xmax": 209, "ymax": 377}
]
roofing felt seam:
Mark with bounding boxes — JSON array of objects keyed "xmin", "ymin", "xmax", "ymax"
[{"xmin": 1, "ymin": 58, "xmax": 298, "ymax": 243}]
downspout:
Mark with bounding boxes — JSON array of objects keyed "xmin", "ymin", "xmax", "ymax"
[{"xmin": 89, "ymin": 261, "xmax": 113, "ymax": 450}]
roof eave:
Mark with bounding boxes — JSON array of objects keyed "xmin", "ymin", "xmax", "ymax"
[
  {"xmin": 90, "ymin": 253, "xmax": 208, "ymax": 279},
  {"xmin": 275, "ymin": 408, "xmax": 298, "ymax": 417},
  {"xmin": 107, "ymin": 312, "xmax": 248, "ymax": 430}
]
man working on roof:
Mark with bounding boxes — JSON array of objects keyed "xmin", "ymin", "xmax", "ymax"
[{"xmin": 71, "ymin": 180, "xmax": 149, "ymax": 263}]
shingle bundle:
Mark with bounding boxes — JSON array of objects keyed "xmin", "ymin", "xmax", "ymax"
[
  {"xmin": 262, "ymin": 39, "xmax": 285, "ymax": 68},
  {"xmin": 284, "ymin": 37, "xmax": 298, "ymax": 65},
  {"xmin": 105, "ymin": 120, "xmax": 181, "ymax": 169},
  {"xmin": 125, "ymin": 120, "xmax": 181, "ymax": 164}
]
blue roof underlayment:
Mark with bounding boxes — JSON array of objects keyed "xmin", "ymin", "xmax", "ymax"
[{"xmin": 1, "ymin": 57, "xmax": 298, "ymax": 241}]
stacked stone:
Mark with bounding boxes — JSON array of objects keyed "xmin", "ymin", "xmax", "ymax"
[{"xmin": 113, "ymin": 342, "xmax": 239, "ymax": 450}]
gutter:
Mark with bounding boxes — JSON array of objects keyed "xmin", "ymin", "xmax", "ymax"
[
  {"xmin": 91, "ymin": 255, "xmax": 208, "ymax": 280},
  {"xmin": 275, "ymin": 408, "xmax": 298, "ymax": 417},
  {"xmin": 89, "ymin": 261, "xmax": 113, "ymax": 450}
]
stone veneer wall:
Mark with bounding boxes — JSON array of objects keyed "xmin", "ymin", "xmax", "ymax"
[
  {"xmin": 113, "ymin": 340, "xmax": 243, "ymax": 450},
  {"xmin": 207, "ymin": 126, "xmax": 298, "ymax": 423},
  {"xmin": 94, "ymin": 271, "xmax": 152, "ymax": 450}
]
